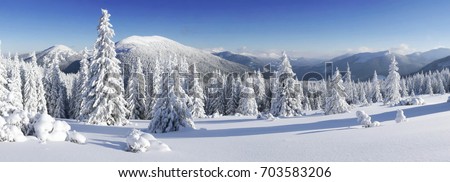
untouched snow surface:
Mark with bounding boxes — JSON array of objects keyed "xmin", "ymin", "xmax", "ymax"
[{"xmin": 1, "ymin": 94, "xmax": 450, "ymax": 162}]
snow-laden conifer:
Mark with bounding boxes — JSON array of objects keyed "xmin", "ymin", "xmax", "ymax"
[
  {"xmin": 80, "ymin": 9, "xmax": 129, "ymax": 125},
  {"xmin": 384, "ymin": 56, "xmax": 401, "ymax": 106}
]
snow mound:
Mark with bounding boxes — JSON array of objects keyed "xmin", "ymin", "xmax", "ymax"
[
  {"xmin": 356, "ymin": 110, "xmax": 380, "ymax": 128},
  {"xmin": 126, "ymin": 129, "xmax": 171, "ymax": 153},
  {"xmin": 33, "ymin": 114, "xmax": 55, "ymax": 141},
  {"xmin": 256, "ymin": 113, "xmax": 277, "ymax": 121},
  {"xmin": 395, "ymin": 109, "xmax": 407, "ymax": 123},
  {"xmin": 399, "ymin": 97, "xmax": 425, "ymax": 105},
  {"xmin": 33, "ymin": 114, "xmax": 75, "ymax": 142},
  {"xmin": 68, "ymin": 130, "xmax": 87, "ymax": 144}
]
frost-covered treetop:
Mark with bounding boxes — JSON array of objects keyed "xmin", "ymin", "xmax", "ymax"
[
  {"xmin": 94, "ymin": 9, "xmax": 116, "ymax": 60},
  {"xmin": 278, "ymin": 51, "xmax": 295, "ymax": 76}
]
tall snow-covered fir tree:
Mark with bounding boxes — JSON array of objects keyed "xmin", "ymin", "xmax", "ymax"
[
  {"xmin": 33, "ymin": 58, "xmax": 47, "ymax": 114},
  {"xmin": 225, "ymin": 75, "xmax": 240, "ymax": 115},
  {"xmin": 45, "ymin": 54, "xmax": 66, "ymax": 118},
  {"xmin": 7, "ymin": 53, "xmax": 23, "ymax": 110},
  {"xmin": 79, "ymin": 9, "xmax": 129, "ymax": 125},
  {"xmin": 126, "ymin": 58, "xmax": 146, "ymax": 119},
  {"xmin": 145, "ymin": 55, "xmax": 161, "ymax": 119},
  {"xmin": 400, "ymin": 79, "xmax": 409, "ymax": 97},
  {"xmin": 188, "ymin": 64, "xmax": 206, "ymax": 118},
  {"xmin": 425, "ymin": 74, "xmax": 433, "ymax": 95},
  {"xmin": 21, "ymin": 52, "xmax": 39, "ymax": 113},
  {"xmin": 205, "ymin": 70, "xmax": 225, "ymax": 115},
  {"xmin": 324, "ymin": 67, "xmax": 350, "ymax": 115},
  {"xmin": 148, "ymin": 57, "xmax": 195, "ymax": 133},
  {"xmin": 70, "ymin": 48, "xmax": 89, "ymax": 118},
  {"xmin": 237, "ymin": 73, "xmax": 258, "ymax": 116},
  {"xmin": 384, "ymin": 56, "xmax": 401, "ymax": 106},
  {"xmin": 253, "ymin": 70, "xmax": 266, "ymax": 112},
  {"xmin": 371, "ymin": 70, "xmax": 383, "ymax": 103},
  {"xmin": 270, "ymin": 51, "xmax": 302, "ymax": 117},
  {"xmin": 21, "ymin": 63, "xmax": 38, "ymax": 113},
  {"xmin": 343, "ymin": 62, "xmax": 354, "ymax": 104}
]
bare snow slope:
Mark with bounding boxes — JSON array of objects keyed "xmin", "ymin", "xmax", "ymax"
[
  {"xmin": 1, "ymin": 94, "xmax": 450, "ymax": 162},
  {"xmin": 116, "ymin": 35, "xmax": 250, "ymax": 73}
]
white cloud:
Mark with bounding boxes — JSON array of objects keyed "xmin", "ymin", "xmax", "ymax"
[
  {"xmin": 202, "ymin": 47, "xmax": 226, "ymax": 53},
  {"xmin": 389, "ymin": 43, "xmax": 416, "ymax": 55}
]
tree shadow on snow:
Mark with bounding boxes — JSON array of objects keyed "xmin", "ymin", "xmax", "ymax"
[
  {"xmin": 370, "ymin": 102, "xmax": 450, "ymax": 123},
  {"xmin": 69, "ymin": 123, "xmax": 136, "ymax": 137},
  {"xmin": 194, "ymin": 118, "xmax": 257, "ymax": 124},
  {"xmin": 88, "ymin": 139, "xmax": 127, "ymax": 151},
  {"xmin": 156, "ymin": 102, "xmax": 450, "ymax": 139}
]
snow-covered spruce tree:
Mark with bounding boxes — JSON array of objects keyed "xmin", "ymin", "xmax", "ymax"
[
  {"xmin": 126, "ymin": 58, "xmax": 146, "ymax": 119},
  {"xmin": 225, "ymin": 76, "xmax": 239, "ymax": 115},
  {"xmin": 145, "ymin": 55, "xmax": 161, "ymax": 120},
  {"xmin": 270, "ymin": 52, "xmax": 302, "ymax": 117},
  {"xmin": 188, "ymin": 64, "xmax": 206, "ymax": 118},
  {"xmin": 253, "ymin": 70, "xmax": 266, "ymax": 112},
  {"xmin": 324, "ymin": 67, "xmax": 350, "ymax": 115},
  {"xmin": 425, "ymin": 75, "xmax": 433, "ymax": 95},
  {"xmin": 237, "ymin": 73, "xmax": 258, "ymax": 116},
  {"xmin": 33, "ymin": 59, "xmax": 47, "ymax": 114},
  {"xmin": 6, "ymin": 53, "xmax": 23, "ymax": 110},
  {"xmin": 343, "ymin": 62, "xmax": 354, "ymax": 104},
  {"xmin": 148, "ymin": 58, "xmax": 195, "ymax": 133},
  {"xmin": 400, "ymin": 79, "xmax": 409, "ymax": 97},
  {"xmin": 205, "ymin": 70, "xmax": 225, "ymax": 116},
  {"xmin": 70, "ymin": 48, "xmax": 89, "ymax": 118},
  {"xmin": 21, "ymin": 64, "xmax": 38, "ymax": 113},
  {"xmin": 371, "ymin": 70, "xmax": 384, "ymax": 103},
  {"xmin": 79, "ymin": 9, "xmax": 129, "ymax": 125},
  {"xmin": 437, "ymin": 75, "xmax": 446, "ymax": 95},
  {"xmin": 45, "ymin": 54, "xmax": 66, "ymax": 118},
  {"xmin": 358, "ymin": 84, "xmax": 368, "ymax": 106},
  {"xmin": 384, "ymin": 56, "xmax": 401, "ymax": 106}
]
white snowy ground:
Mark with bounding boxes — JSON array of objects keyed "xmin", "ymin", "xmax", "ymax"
[{"xmin": 1, "ymin": 94, "xmax": 450, "ymax": 162}]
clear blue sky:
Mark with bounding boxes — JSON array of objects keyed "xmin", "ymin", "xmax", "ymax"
[{"xmin": 1, "ymin": 0, "xmax": 450, "ymax": 58}]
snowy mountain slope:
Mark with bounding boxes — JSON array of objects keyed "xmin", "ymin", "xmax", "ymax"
[
  {"xmin": 22, "ymin": 45, "xmax": 82, "ymax": 71},
  {"xmin": 295, "ymin": 49, "xmax": 450, "ymax": 81},
  {"xmin": 212, "ymin": 51, "xmax": 274, "ymax": 70},
  {"xmin": 115, "ymin": 36, "xmax": 250, "ymax": 73},
  {"xmin": 418, "ymin": 55, "xmax": 450, "ymax": 73},
  {"xmin": 1, "ymin": 94, "xmax": 450, "ymax": 162},
  {"xmin": 407, "ymin": 48, "xmax": 450, "ymax": 64}
]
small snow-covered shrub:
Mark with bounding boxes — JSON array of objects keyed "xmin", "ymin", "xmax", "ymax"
[
  {"xmin": 210, "ymin": 112, "xmax": 222, "ymax": 118},
  {"xmin": 126, "ymin": 129, "xmax": 151, "ymax": 152},
  {"xmin": 0, "ymin": 125, "xmax": 27, "ymax": 142},
  {"xmin": 68, "ymin": 130, "xmax": 87, "ymax": 144},
  {"xmin": 399, "ymin": 97, "xmax": 425, "ymax": 106},
  {"xmin": 126, "ymin": 129, "xmax": 171, "ymax": 153},
  {"xmin": 395, "ymin": 109, "xmax": 407, "ymax": 123},
  {"xmin": 356, "ymin": 110, "xmax": 380, "ymax": 128},
  {"xmin": 33, "ymin": 113, "xmax": 55, "ymax": 141},
  {"xmin": 256, "ymin": 112, "xmax": 277, "ymax": 121},
  {"xmin": 48, "ymin": 120, "xmax": 71, "ymax": 142}
]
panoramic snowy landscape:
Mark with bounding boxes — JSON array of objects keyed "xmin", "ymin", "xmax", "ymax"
[{"xmin": 1, "ymin": 1, "xmax": 450, "ymax": 162}]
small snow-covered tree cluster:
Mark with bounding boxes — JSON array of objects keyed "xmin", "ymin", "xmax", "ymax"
[
  {"xmin": 270, "ymin": 52, "xmax": 302, "ymax": 117},
  {"xmin": 148, "ymin": 56, "xmax": 195, "ymax": 133}
]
